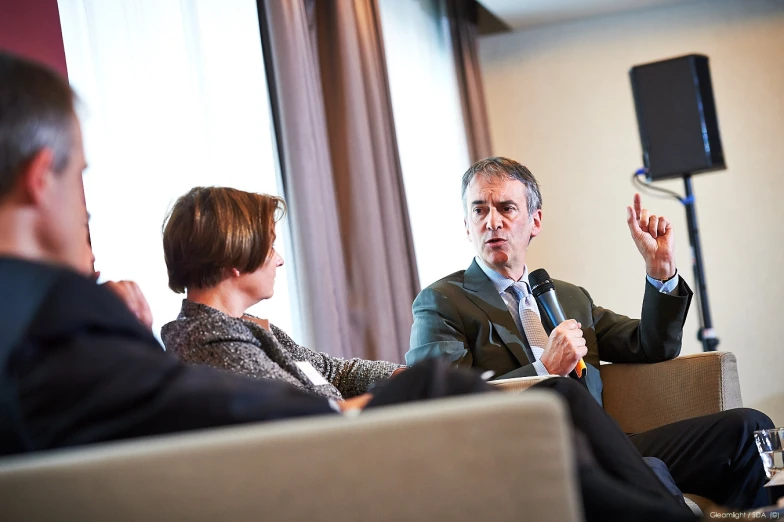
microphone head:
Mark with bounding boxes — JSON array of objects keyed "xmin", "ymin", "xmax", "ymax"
[{"xmin": 529, "ymin": 268, "xmax": 554, "ymax": 298}]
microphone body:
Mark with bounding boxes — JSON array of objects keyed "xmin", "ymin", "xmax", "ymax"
[
  {"xmin": 534, "ymin": 288, "xmax": 567, "ymax": 330},
  {"xmin": 529, "ymin": 268, "xmax": 587, "ymax": 378}
]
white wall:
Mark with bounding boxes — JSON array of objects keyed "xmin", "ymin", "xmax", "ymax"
[{"xmin": 479, "ymin": 0, "xmax": 784, "ymax": 423}]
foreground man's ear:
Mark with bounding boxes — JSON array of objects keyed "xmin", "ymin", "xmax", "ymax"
[{"xmin": 21, "ymin": 148, "xmax": 56, "ymax": 206}]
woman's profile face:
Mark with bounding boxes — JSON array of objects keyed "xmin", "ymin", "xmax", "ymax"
[{"xmin": 238, "ymin": 247, "xmax": 284, "ymax": 303}]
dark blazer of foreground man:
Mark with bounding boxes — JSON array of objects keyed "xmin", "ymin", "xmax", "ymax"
[
  {"xmin": 407, "ymin": 157, "xmax": 772, "ymax": 510},
  {"xmin": 0, "ymin": 258, "xmax": 339, "ymax": 454}
]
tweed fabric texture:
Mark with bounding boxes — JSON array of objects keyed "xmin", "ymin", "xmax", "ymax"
[{"xmin": 161, "ymin": 300, "xmax": 400, "ymax": 400}]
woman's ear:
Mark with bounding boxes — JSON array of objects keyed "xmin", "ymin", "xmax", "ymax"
[{"xmin": 231, "ymin": 268, "xmax": 241, "ymax": 277}]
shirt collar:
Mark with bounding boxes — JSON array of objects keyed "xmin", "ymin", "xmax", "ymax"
[{"xmin": 474, "ymin": 256, "xmax": 530, "ymax": 295}]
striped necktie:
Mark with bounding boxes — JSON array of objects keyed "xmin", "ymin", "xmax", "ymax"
[{"xmin": 508, "ymin": 281, "xmax": 587, "ymax": 379}]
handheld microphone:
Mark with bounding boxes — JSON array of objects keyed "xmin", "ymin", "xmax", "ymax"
[{"xmin": 529, "ymin": 268, "xmax": 586, "ymax": 378}]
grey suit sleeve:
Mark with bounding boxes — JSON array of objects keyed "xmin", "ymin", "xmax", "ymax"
[
  {"xmin": 407, "ymin": 287, "xmax": 474, "ymax": 368},
  {"xmin": 591, "ymin": 278, "xmax": 692, "ymax": 363},
  {"xmin": 7, "ymin": 274, "xmax": 336, "ymax": 454},
  {"xmin": 272, "ymin": 326, "xmax": 399, "ymax": 399}
]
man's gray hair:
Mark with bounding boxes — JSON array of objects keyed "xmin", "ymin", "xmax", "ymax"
[
  {"xmin": 0, "ymin": 52, "xmax": 76, "ymax": 200},
  {"xmin": 461, "ymin": 157, "xmax": 542, "ymax": 216}
]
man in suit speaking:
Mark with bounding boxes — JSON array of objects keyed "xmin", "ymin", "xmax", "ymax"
[{"xmin": 407, "ymin": 156, "xmax": 772, "ymax": 509}]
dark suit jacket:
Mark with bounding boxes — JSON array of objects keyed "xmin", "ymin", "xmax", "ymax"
[
  {"xmin": 407, "ymin": 259, "xmax": 693, "ymax": 405},
  {"xmin": 0, "ymin": 257, "xmax": 335, "ymax": 456}
]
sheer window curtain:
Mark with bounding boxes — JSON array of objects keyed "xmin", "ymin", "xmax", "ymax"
[
  {"xmin": 378, "ymin": 0, "xmax": 474, "ymax": 288},
  {"xmin": 255, "ymin": 0, "xmax": 354, "ymax": 358},
  {"xmin": 58, "ymin": 0, "xmax": 301, "ymax": 341},
  {"xmin": 258, "ymin": 0, "xmax": 420, "ymax": 362},
  {"xmin": 446, "ymin": 0, "xmax": 493, "ymax": 163}
]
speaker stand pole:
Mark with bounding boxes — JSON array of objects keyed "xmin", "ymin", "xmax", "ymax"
[{"xmin": 682, "ymin": 174, "xmax": 719, "ymax": 351}]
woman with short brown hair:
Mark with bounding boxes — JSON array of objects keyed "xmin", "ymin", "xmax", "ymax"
[
  {"xmin": 163, "ymin": 187, "xmax": 284, "ymax": 295},
  {"xmin": 161, "ymin": 187, "xmax": 401, "ymax": 405}
]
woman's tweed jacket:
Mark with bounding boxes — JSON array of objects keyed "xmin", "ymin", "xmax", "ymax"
[{"xmin": 161, "ymin": 300, "xmax": 400, "ymax": 400}]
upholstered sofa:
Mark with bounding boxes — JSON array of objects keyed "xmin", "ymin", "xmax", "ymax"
[
  {"xmin": 0, "ymin": 391, "xmax": 583, "ymax": 522},
  {"xmin": 0, "ymin": 351, "xmax": 742, "ymax": 521}
]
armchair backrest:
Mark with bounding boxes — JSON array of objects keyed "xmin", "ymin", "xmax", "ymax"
[{"xmin": 600, "ymin": 351, "xmax": 743, "ymax": 433}]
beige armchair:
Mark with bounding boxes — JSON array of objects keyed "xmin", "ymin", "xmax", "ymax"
[
  {"xmin": 0, "ymin": 392, "xmax": 583, "ymax": 522},
  {"xmin": 489, "ymin": 351, "xmax": 743, "ymax": 432}
]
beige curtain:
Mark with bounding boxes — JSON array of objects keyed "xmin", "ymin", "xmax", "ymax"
[
  {"xmin": 446, "ymin": 0, "xmax": 493, "ymax": 162},
  {"xmin": 257, "ymin": 0, "xmax": 419, "ymax": 363},
  {"xmin": 256, "ymin": 0, "xmax": 353, "ymax": 358}
]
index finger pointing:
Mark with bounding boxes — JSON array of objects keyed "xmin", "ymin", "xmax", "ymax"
[{"xmin": 633, "ymin": 193, "xmax": 642, "ymax": 217}]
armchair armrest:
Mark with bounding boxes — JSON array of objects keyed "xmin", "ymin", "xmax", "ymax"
[
  {"xmin": 600, "ymin": 351, "xmax": 743, "ymax": 433},
  {"xmin": 0, "ymin": 393, "xmax": 582, "ymax": 522}
]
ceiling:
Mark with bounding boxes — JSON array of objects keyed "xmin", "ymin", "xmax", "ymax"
[{"xmin": 479, "ymin": 0, "xmax": 697, "ymax": 30}]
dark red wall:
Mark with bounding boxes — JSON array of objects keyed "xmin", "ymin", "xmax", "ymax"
[{"xmin": 0, "ymin": 0, "xmax": 67, "ymax": 77}]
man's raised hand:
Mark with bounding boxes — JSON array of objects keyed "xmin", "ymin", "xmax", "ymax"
[{"xmin": 626, "ymin": 193, "xmax": 677, "ymax": 281}]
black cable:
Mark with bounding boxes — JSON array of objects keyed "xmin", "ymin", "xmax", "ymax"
[{"xmin": 631, "ymin": 171, "xmax": 685, "ymax": 204}]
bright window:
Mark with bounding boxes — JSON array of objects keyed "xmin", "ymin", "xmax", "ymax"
[
  {"xmin": 379, "ymin": 0, "xmax": 474, "ymax": 288},
  {"xmin": 58, "ymin": 0, "xmax": 300, "ymax": 341}
]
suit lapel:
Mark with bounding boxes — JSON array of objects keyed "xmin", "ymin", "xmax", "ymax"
[{"xmin": 463, "ymin": 260, "xmax": 536, "ymax": 367}]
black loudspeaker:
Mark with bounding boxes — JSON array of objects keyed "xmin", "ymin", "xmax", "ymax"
[{"xmin": 630, "ymin": 54, "xmax": 725, "ymax": 181}]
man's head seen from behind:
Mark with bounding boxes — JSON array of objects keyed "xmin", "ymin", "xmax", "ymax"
[{"xmin": 0, "ymin": 52, "xmax": 88, "ymax": 274}]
